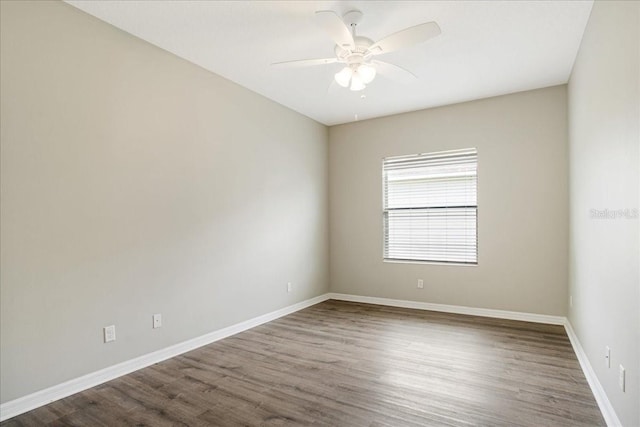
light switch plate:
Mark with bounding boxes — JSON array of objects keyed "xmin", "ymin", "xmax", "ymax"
[
  {"xmin": 104, "ymin": 325, "xmax": 116, "ymax": 343},
  {"xmin": 153, "ymin": 313, "xmax": 162, "ymax": 329}
]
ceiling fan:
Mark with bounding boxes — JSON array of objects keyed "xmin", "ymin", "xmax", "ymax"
[{"xmin": 272, "ymin": 10, "xmax": 441, "ymax": 92}]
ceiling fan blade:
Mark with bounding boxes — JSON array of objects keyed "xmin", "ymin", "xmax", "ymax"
[
  {"xmin": 327, "ymin": 79, "xmax": 341, "ymax": 94},
  {"xmin": 314, "ymin": 11, "xmax": 355, "ymax": 50},
  {"xmin": 369, "ymin": 22, "xmax": 441, "ymax": 55},
  {"xmin": 271, "ymin": 58, "xmax": 338, "ymax": 68},
  {"xmin": 372, "ymin": 60, "xmax": 417, "ymax": 84}
]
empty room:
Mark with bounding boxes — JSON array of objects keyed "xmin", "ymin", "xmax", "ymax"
[{"xmin": 0, "ymin": 0, "xmax": 638, "ymax": 426}]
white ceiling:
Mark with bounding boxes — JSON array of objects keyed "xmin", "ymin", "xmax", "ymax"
[{"xmin": 65, "ymin": 1, "xmax": 593, "ymax": 126}]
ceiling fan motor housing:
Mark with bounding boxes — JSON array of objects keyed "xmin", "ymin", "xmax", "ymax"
[{"xmin": 335, "ymin": 36, "xmax": 374, "ymax": 67}]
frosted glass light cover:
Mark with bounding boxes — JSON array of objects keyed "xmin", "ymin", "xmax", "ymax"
[
  {"xmin": 358, "ymin": 64, "xmax": 376, "ymax": 84},
  {"xmin": 334, "ymin": 67, "xmax": 352, "ymax": 87},
  {"xmin": 350, "ymin": 72, "xmax": 366, "ymax": 91}
]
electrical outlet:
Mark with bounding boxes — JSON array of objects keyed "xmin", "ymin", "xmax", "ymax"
[
  {"xmin": 619, "ymin": 365, "xmax": 625, "ymax": 392},
  {"xmin": 417, "ymin": 279, "xmax": 424, "ymax": 289},
  {"xmin": 287, "ymin": 282, "xmax": 292, "ymax": 293},
  {"xmin": 104, "ymin": 325, "xmax": 116, "ymax": 343},
  {"xmin": 569, "ymin": 295, "xmax": 573, "ymax": 308},
  {"xmin": 605, "ymin": 346, "xmax": 610, "ymax": 368},
  {"xmin": 153, "ymin": 313, "xmax": 162, "ymax": 329}
]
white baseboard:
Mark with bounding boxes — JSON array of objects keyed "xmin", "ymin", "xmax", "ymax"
[
  {"xmin": 2, "ymin": 292, "xmax": 617, "ymax": 426},
  {"xmin": 0, "ymin": 293, "xmax": 331, "ymax": 422},
  {"xmin": 564, "ymin": 321, "xmax": 622, "ymax": 427},
  {"xmin": 328, "ymin": 293, "xmax": 566, "ymax": 325}
]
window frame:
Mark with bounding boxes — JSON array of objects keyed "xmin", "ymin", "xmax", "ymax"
[{"xmin": 382, "ymin": 148, "xmax": 478, "ymax": 266}]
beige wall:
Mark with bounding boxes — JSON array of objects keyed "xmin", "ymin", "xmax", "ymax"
[
  {"xmin": 568, "ymin": 1, "xmax": 640, "ymax": 425},
  {"xmin": 329, "ymin": 86, "xmax": 569, "ymax": 316},
  {"xmin": 0, "ymin": 1, "xmax": 328, "ymax": 403}
]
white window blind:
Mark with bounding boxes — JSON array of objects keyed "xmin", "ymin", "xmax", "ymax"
[{"xmin": 383, "ymin": 148, "xmax": 477, "ymax": 264}]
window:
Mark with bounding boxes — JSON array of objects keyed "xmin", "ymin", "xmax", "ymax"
[{"xmin": 383, "ymin": 148, "xmax": 477, "ymax": 264}]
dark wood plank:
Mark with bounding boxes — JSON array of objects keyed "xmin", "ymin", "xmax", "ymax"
[{"xmin": 1, "ymin": 300, "xmax": 605, "ymax": 426}]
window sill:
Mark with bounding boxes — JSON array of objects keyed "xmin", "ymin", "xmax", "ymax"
[{"xmin": 383, "ymin": 259, "xmax": 478, "ymax": 267}]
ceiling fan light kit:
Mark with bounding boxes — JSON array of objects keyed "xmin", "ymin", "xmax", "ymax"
[
  {"xmin": 334, "ymin": 63, "xmax": 376, "ymax": 91},
  {"xmin": 271, "ymin": 9, "xmax": 441, "ymax": 93}
]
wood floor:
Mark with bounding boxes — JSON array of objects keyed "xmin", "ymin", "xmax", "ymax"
[{"xmin": 2, "ymin": 300, "xmax": 605, "ymax": 426}]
